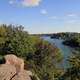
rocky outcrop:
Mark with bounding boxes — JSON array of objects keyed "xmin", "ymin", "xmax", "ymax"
[
  {"xmin": 4, "ymin": 54, "xmax": 24, "ymax": 73},
  {"xmin": 0, "ymin": 54, "xmax": 32, "ymax": 80}
]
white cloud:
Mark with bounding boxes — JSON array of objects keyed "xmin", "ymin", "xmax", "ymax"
[
  {"xmin": 9, "ymin": 0, "xmax": 15, "ymax": 4},
  {"xmin": 49, "ymin": 16, "xmax": 58, "ymax": 20},
  {"xmin": 22, "ymin": 0, "xmax": 41, "ymax": 7},
  {"xmin": 67, "ymin": 14, "xmax": 77, "ymax": 17},
  {"xmin": 66, "ymin": 14, "xmax": 78, "ymax": 19},
  {"xmin": 40, "ymin": 9, "xmax": 47, "ymax": 15},
  {"xmin": 9, "ymin": 0, "xmax": 42, "ymax": 7},
  {"xmin": 64, "ymin": 13, "xmax": 80, "ymax": 23}
]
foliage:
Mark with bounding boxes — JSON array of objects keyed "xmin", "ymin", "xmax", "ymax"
[
  {"xmin": 37, "ymin": 32, "xmax": 80, "ymax": 80},
  {"xmin": 0, "ymin": 24, "xmax": 62, "ymax": 80},
  {"xmin": 50, "ymin": 32, "xmax": 80, "ymax": 40},
  {"xmin": 63, "ymin": 36, "xmax": 80, "ymax": 48},
  {"xmin": 26, "ymin": 37, "xmax": 62, "ymax": 80},
  {"xmin": 59, "ymin": 51, "xmax": 80, "ymax": 80}
]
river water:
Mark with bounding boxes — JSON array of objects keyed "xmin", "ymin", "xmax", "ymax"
[{"xmin": 42, "ymin": 36, "xmax": 72, "ymax": 69}]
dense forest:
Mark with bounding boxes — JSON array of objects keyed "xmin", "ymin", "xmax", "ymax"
[{"xmin": 0, "ymin": 24, "xmax": 80, "ymax": 80}]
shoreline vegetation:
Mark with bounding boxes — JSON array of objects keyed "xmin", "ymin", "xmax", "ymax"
[
  {"xmin": 0, "ymin": 24, "xmax": 80, "ymax": 80},
  {"xmin": 50, "ymin": 32, "xmax": 80, "ymax": 48},
  {"xmin": 50, "ymin": 32, "xmax": 80, "ymax": 80}
]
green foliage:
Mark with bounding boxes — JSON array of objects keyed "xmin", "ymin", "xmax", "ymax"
[
  {"xmin": 51, "ymin": 32, "xmax": 80, "ymax": 40},
  {"xmin": 59, "ymin": 51, "xmax": 80, "ymax": 80},
  {"xmin": 0, "ymin": 24, "xmax": 62, "ymax": 80},
  {"xmin": 26, "ymin": 38, "xmax": 62, "ymax": 80},
  {"xmin": 0, "ymin": 24, "xmax": 34, "ymax": 58},
  {"xmin": 63, "ymin": 36, "xmax": 80, "ymax": 48},
  {"xmin": 35, "ymin": 32, "xmax": 80, "ymax": 80}
]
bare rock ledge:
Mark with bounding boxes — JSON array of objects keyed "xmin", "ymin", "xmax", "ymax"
[{"xmin": 0, "ymin": 54, "xmax": 32, "ymax": 80}]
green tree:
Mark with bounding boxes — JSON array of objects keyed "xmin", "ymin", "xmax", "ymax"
[{"xmin": 0, "ymin": 24, "xmax": 62, "ymax": 80}]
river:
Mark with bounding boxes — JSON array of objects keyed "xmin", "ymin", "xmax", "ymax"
[{"xmin": 42, "ymin": 36, "xmax": 72, "ymax": 69}]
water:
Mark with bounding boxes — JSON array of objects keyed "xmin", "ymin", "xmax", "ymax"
[{"xmin": 42, "ymin": 36, "xmax": 72, "ymax": 69}]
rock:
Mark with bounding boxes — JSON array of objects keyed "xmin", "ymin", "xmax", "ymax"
[
  {"xmin": 4, "ymin": 54, "xmax": 24, "ymax": 72},
  {"xmin": 0, "ymin": 64, "xmax": 16, "ymax": 80},
  {"xmin": 12, "ymin": 70, "xmax": 32, "ymax": 80},
  {"xmin": 0, "ymin": 54, "xmax": 32, "ymax": 80}
]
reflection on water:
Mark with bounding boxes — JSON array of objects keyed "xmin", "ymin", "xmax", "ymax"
[{"xmin": 42, "ymin": 36, "xmax": 72, "ymax": 69}]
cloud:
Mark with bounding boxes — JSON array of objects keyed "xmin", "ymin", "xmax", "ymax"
[
  {"xmin": 40, "ymin": 9, "xmax": 47, "ymax": 15},
  {"xmin": 64, "ymin": 13, "xmax": 79, "ymax": 23},
  {"xmin": 66, "ymin": 14, "xmax": 78, "ymax": 19},
  {"xmin": 9, "ymin": 0, "xmax": 15, "ymax": 4},
  {"xmin": 9, "ymin": 0, "xmax": 42, "ymax": 7},
  {"xmin": 67, "ymin": 14, "xmax": 77, "ymax": 17},
  {"xmin": 49, "ymin": 16, "xmax": 58, "ymax": 20},
  {"xmin": 22, "ymin": 0, "xmax": 41, "ymax": 7}
]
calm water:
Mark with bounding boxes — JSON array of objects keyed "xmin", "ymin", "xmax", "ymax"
[{"xmin": 42, "ymin": 36, "xmax": 72, "ymax": 69}]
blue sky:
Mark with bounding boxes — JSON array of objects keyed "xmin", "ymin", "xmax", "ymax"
[{"xmin": 0, "ymin": 0, "xmax": 80, "ymax": 34}]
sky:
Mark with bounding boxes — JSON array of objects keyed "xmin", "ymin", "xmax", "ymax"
[{"xmin": 0, "ymin": 0, "xmax": 80, "ymax": 34}]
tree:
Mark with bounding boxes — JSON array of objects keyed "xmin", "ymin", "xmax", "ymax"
[
  {"xmin": 0, "ymin": 24, "xmax": 62, "ymax": 80},
  {"xmin": 59, "ymin": 51, "xmax": 80, "ymax": 80}
]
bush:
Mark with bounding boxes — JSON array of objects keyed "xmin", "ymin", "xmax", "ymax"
[{"xmin": 0, "ymin": 24, "xmax": 62, "ymax": 80}]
